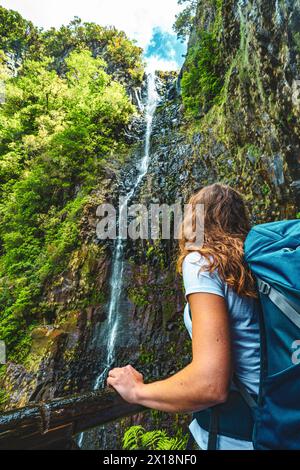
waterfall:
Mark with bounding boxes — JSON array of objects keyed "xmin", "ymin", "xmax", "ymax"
[
  {"xmin": 94, "ymin": 71, "xmax": 159, "ymax": 388},
  {"xmin": 78, "ymin": 72, "xmax": 159, "ymax": 448},
  {"xmin": 133, "ymin": 87, "xmax": 144, "ymax": 113}
]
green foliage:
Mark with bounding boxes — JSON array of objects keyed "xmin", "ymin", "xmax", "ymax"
[
  {"xmin": 0, "ymin": 6, "xmax": 41, "ymax": 61},
  {"xmin": 262, "ymin": 183, "xmax": 271, "ymax": 196},
  {"xmin": 139, "ymin": 346, "xmax": 155, "ymax": 365},
  {"xmin": 0, "ymin": 388, "xmax": 9, "ymax": 411},
  {"xmin": 180, "ymin": 0, "xmax": 224, "ymax": 117},
  {"xmin": 123, "ymin": 425, "xmax": 188, "ymax": 450},
  {"xmin": 39, "ymin": 18, "xmax": 144, "ymax": 83},
  {"xmin": 173, "ymin": 0, "xmax": 198, "ymax": 41},
  {"xmin": 181, "ymin": 30, "xmax": 223, "ymax": 117},
  {"xmin": 0, "ymin": 41, "xmax": 138, "ymax": 362},
  {"xmin": 293, "ymin": 31, "xmax": 300, "ymax": 54},
  {"xmin": 128, "ymin": 286, "xmax": 150, "ymax": 307},
  {"xmin": 0, "ymin": 7, "xmax": 144, "ymax": 83}
]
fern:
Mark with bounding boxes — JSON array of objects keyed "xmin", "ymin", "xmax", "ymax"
[
  {"xmin": 156, "ymin": 436, "xmax": 187, "ymax": 450},
  {"xmin": 141, "ymin": 430, "xmax": 168, "ymax": 450},
  {"xmin": 122, "ymin": 425, "xmax": 145, "ymax": 450},
  {"xmin": 123, "ymin": 425, "xmax": 188, "ymax": 451}
]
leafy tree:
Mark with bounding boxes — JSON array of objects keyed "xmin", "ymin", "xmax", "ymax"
[
  {"xmin": 0, "ymin": 6, "xmax": 41, "ymax": 63},
  {"xmin": 0, "ymin": 48, "xmax": 137, "ymax": 362},
  {"xmin": 40, "ymin": 18, "xmax": 144, "ymax": 83},
  {"xmin": 0, "ymin": 7, "xmax": 144, "ymax": 83},
  {"xmin": 173, "ymin": 0, "xmax": 198, "ymax": 42}
]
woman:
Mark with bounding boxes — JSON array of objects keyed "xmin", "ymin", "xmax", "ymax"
[{"xmin": 107, "ymin": 183, "xmax": 261, "ymax": 450}]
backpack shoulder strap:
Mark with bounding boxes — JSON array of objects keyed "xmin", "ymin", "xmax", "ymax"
[
  {"xmin": 257, "ymin": 277, "xmax": 300, "ymax": 329},
  {"xmin": 232, "ymin": 374, "xmax": 257, "ymax": 411},
  {"xmin": 207, "ymin": 408, "xmax": 219, "ymax": 450}
]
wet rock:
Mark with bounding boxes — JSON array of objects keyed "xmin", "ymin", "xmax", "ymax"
[{"xmin": 2, "ymin": 0, "xmax": 300, "ymax": 450}]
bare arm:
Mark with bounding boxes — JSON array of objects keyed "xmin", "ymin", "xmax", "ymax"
[{"xmin": 107, "ymin": 292, "xmax": 232, "ymax": 413}]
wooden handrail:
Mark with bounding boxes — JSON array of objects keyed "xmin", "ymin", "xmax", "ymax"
[{"xmin": 0, "ymin": 388, "xmax": 147, "ymax": 450}]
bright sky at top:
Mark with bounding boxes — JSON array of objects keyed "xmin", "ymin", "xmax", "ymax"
[{"xmin": 0, "ymin": 0, "xmax": 187, "ymax": 70}]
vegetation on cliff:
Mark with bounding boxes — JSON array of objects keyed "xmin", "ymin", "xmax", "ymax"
[
  {"xmin": 0, "ymin": 6, "xmax": 143, "ymax": 364},
  {"xmin": 0, "ymin": 7, "xmax": 144, "ymax": 82},
  {"xmin": 1, "ymin": 0, "xmax": 300, "ymax": 450},
  {"xmin": 180, "ymin": 0, "xmax": 299, "ymax": 221},
  {"xmin": 173, "ymin": 0, "xmax": 198, "ymax": 41}
]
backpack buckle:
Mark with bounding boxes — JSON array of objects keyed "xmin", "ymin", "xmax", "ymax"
[{"xmin": 258, "ymin": 280, "xmax": 271, "ymax": 295}]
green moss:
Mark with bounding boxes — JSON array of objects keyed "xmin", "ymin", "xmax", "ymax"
[
  {"xmin": 181, "ymin": 0, "xmax": 225, "ymax": 117},
  {"xmin": 181, "ymin": 5, "xmax": 288, "ymax": 222},
  {"xmin": 128, "ymin": 286, "xmax": 150, "ymax": 308},
  {"xmin": 0, "ymin": 388, "xmax": 9, "ymax": 411},
  {"xmin": 212, "ymin": 0, "xmax": 224, "ymax": 39},
  {"xmin": 293, "ymin": 31, "xmax": 300, "ymax": 54},
  {"xmin": 145, "ymin": 240, "xmax": 169, "ymax": 270},
  {"xmin": 181, "ymin": 31, "xmax": 224, "ymax": 117},
  {"xmin": 139, "ymin": 346, "xmax": 155, "ymax": 365},
  {"xmin": 0, "ymin": 318, "xmax": 32, "ymax": 364},
  {"xmin": 63, "ymin": 348, "xmax": 77, "ymax": 362},
  {"xmin": 262, "ymin": 184, "xmax": 271, "ymax": 195},
  {"xmin": 187, "ymin": 97, "xmax": 283, "ymax": 221}
]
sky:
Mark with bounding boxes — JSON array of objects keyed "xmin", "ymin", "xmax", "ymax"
[{"xmin": 0, "ymin": 0, "xmax": 187, "ymax": 70}]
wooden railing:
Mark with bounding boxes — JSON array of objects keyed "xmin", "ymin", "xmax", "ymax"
[{"xmin": 0, "ymin": 389, "xmax": 147, "ymax": 450}]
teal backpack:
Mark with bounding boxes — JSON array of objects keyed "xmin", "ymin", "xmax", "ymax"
[
  {"xmin": 244, "ymin": 219, "xmax": 300, "ymax": 450},
  {"xmin": 188, "ymin": 219, "xmax": 300, "ymax": 450}
]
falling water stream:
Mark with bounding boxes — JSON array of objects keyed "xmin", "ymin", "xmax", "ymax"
[{"xmin": 78, "ymin": 72, "xmax": 159, "ymax": 448}]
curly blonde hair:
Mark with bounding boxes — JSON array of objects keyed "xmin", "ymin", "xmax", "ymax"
[{"xmin": 177, "ymin": 183, "xmax": 257, "ymax": 298}]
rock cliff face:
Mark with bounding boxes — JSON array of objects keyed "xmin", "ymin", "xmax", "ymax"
[
  {"xmin": 0, "ymin": 72, "xmax": 193, "ymax": 447},
  {"xmin": 181, "ymin": 0, "xmax": 300, "ymax": 219},
  {"xmin": 1, "ymin": 0, "xmax": 300, "ymax": 449},
  {"xmin": 92, "ymin": 0, "xmax": 300, "ymax": 448}
]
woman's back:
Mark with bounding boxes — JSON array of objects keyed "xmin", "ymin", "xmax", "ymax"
[
  {"xmin": 108, "ymin": 183, "xmax": 262, "ymax": 451},
  {"xmin": 183, "ymin": 251, "xmax": 260, "ymax": 449}
]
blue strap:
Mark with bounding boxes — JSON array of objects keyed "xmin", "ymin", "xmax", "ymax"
[
  {"xmin": 207, "ymin": 408, "xmax": 219, "ymax": 450},
  {"xmin": 233, "ymin": 374, "xmax": 257, "ymax": 411},
  {"xmin": 257, "ymin": 277, "xmax": 300, "ymax": 330},
  {"xmin": 194, "ymin": 389, "xmax": 256, "ymax": 442}
]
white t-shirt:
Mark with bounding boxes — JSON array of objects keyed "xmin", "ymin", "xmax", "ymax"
[{"xmin": 182, "ymin": 252, "xmax": 261, "ymax": 450}]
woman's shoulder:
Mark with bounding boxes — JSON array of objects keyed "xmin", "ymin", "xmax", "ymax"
[
  {"xmin": 182, "ymin": 251, "xmax": 225, "ymax": 296},
  {"xmin": 182, "ymin": 251, "xmax": 209, "ymax": 268},
  {"xmin": 182, "ymin": 252, "xmax": 212, "ymax": 280}
]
